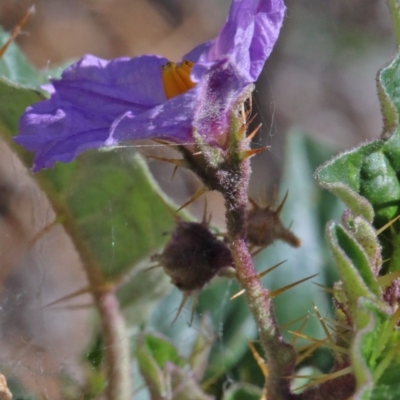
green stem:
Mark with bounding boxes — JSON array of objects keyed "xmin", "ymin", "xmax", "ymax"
[
  {"xmin": 97, "ymin": 286, "xmax": 132, "ymax": 400},
  {"xmin": 221, "ymin": 154, "xmax": 296, "ymax": 399},
  {"xmin": 34, "ymin": 174, "xmax": 133, "ymax": 400}
]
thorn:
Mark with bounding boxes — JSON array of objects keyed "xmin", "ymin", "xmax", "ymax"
[
  {"xmin": 313, "ymin": 304, "xmax": 335, "ymax": 346},
  {"xmin": 248, "ymin": 197, "xmax": 258, "ymax": 208},
  {"xmin": 147, "ymin": 155, "xmax": 186, "ymax": 168},
  {"xmin": 245, "ymin": 123, "xmax": 262, "ymax": 143},
  {"xmin": 45, "ymin": 303, "xmax": 95, "ymax": 311},
  {"xmin": 201, "ymin": 198, "xmax": 208, "ymax": 225},
  {"xmin": 176, "ymin": 187, "xmax": 208, "ymax": 212},
  {"xmin": 377, "ymin": 270, "xmax": 400, "ymax": 287},
  {"xmin": 245, "ymin": 113, "xmax": 258, "ymax": 128},
  {"xmin": 312, "ymin": 281, "xmax": 338, "ymax": 294},
  {"xmin": 28, "ymin": 219, "xmax": 58, "ymax": 248},
  {"xmin": 377, "ymin": 215, "xmax": 400, "ymax": 235},
  {"xmin": 268, "ymin": 273, "xmax": 319, "ymax": 299},
  {"xmin": 0, "ymin": 5, "xmax": 35, "ymax": 58},
  {"xmin": 188, "ymin": 292, "xmax": 199, "ymax": 327},
  {"xmin": 230, "ymin": 260, "xmax": 287, "ymax": 300},
  {"xmin": 171, "ymin": 292, "xmax": 190, "ymax": 325},
  {"xmin": 152, "ymin": 138, "xmax": 173, "ymax": 146},
  {"xmin": 171, "ymin": 165, "xmax": 179, "ymax": 181},
  {"xmin": 247, "ymin": 340, "xmax": 268, "ymax": 377},
  {"xmin": 276, "ymin": 190, "xmax": 289, "ymax": 217},
  {"xmin": 279, "ymin": 314, "xmax": 309, "ymax": 331},
  {"xmin": 250, "ymin": 246, "xmax": 264, "ymax": 257},
  {"xmin": 230, "ymin": 289, "xmax": 245, "ymax": 301},
  {"xmin": 288, "ymin": 331, "xmax": 349, "ymax": 355},
  {"xmin": 43, "ymin": 286, "xmax": 91, "ymax": 308},
  {"xmin": 290, "ymin": 314, "xmax": 310, "ymax": 347},
  {"xmin": 242, "ymin": 146, "xmax": 269, "ymax": 159},
  {"xmin": 290, "ymin": 366, "xmax": 353, "ymax": 392},
  {"xmin": 172, "ymin": 291, "xmax": 199, "ymax": 326},
  {"xmin": 258, "ymin": 260, "xmax": 287, "ymax": 279},
  {"xmin": 144, "ymin": 263, "xmax": 163, "ymax": 272},
  {"xmin": 295, "ymin": 341, "xmax": 323, "ymax": 365}
]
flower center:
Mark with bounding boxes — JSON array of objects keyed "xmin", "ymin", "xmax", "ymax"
[{"xmin": 161, "ymin": 60, "xmax": 196, "ymax": 99}]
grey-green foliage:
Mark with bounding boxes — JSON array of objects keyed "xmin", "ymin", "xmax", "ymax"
[{"xmin": 313, "ymin": 4, "xmax": 400, "ymax": 395}]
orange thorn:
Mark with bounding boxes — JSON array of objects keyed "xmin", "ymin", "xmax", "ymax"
[
  {"xmin": 247, "ymin": 340, "xmax": 269, "ymax": 377},
  {"xmin": 171, "ymin": 165, "xmax": 179, "ymax": 181},
  {"xmin": 176, "ymin": 186, "xmax": 208, "ymax": 212},
  {"xmin": 268, "ymin": 273, "xmax": 319, "ymax": 299},
  {"xmin": 43, "ymin": 286, "xmax": 92, "ymax": 308},
  {"xmin": 147, "ymin": 155, "xmax": 186, "ymax": 168},
  {"xmin": 248, "ymin": 197, "xmax": 259, "ymax": 208},
  {"xmin": 377, "ymin": 215, "xmax": 400, "ymax": 235},
  {"xmin": 230, "ymin": 260, "xmax": 287, "ymax": 300},
  {"xmin": 242, "ymin": 146, "xmax": 269, "ymax": 159},
  {"xmin": 245, "ymin": 123, "xmax": 262, "ymax": 143}
]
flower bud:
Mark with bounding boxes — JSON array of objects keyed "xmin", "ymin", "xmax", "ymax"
[
  {"xmin": 152, "ymin": 220, "xmax": 234, "ymax": 292},
  {"xmin": 247, "ymin": 193, "xmax": 301, "ymax": 249}
]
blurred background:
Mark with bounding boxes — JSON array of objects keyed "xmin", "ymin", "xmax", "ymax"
[{"xmin": 0, "ymin": 0, "xmax": 396, "ymax": 398}]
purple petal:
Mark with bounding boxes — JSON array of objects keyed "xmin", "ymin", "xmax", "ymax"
[
  {"xmin": 16, "ymin": 54, "xmax": 169, "ymax": 170},
  {"xmin": 57, "ymin": 54, "xmax": 168, "ymax": 107},
  {"xmin": 193, "ymin": 58, "xmax": 248, "ymax": 145},
  {"xmin": 109, "ymin": 89, "xmax": 199, "ymax": 145},
  {"xmin": 185, "ymin": 0, "xmax": 285, "ymax": 83},
  {"xmin": 110, "ymin": 59, "xmax": 248, "ymax": 149}
]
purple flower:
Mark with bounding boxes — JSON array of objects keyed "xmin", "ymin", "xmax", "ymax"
[{"xmin": 15, "ymin": 0, "xmax": 285, "ymax": 171}]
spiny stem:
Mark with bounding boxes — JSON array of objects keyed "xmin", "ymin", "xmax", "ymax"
[{"xmin": 222, "ymin": 155, "xmax": 296, "ymax": 399}]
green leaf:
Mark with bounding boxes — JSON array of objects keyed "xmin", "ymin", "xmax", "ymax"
[
  {"xmin": 315, "ymin": 141, "xmax": 383, "ymax": 223},
  {"xmin": 326, "ymin": 222, "xmax": 378, "ymax": 315},
  {"xmin": 343, "ymin": 214, "xmax": 382, "ymax": 276},
  {"xmin": 0, "ymin": 78, "xmax": 43, "ymax": 139},
  {"xmin": 0, "ymin": 29, "xmax": 46, "ymax": 143},
  {"xmin": 41, "ymin": 151, "xmax": 178, "ymax": 280},
  {"xmin": 0, "ymin": 28, "xmax": 42, "ymax": 88},
  {"xmin": 144, "ymin": 333, "xmax": 184, "ymax": 368},
  {"xmin": 359, "ymin": 150, "xmax": 400, "ymax": 226},
  {"xmin": 351, "ymin": 297, "xmax": 397, "ymax": 400}
]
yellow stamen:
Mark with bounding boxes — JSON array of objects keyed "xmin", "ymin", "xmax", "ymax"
[{"xmin": 162, "ymin": 60, "xmax": 196, "ymax": 99}]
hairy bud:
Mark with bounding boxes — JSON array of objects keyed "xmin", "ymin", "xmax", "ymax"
[
  {"xmin": 152, "ymin": 220, "xmax": 234, "ymax": 292},
  {"xmin": 247, "ymin": 193, "xmax": 301, "ymax": 249}
]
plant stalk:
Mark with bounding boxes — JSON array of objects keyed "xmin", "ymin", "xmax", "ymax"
[
  {"xmin": 35, "ymin": 174, "xmax": 133, "ymax": 400},
  {"xmin": 222, "ymin": 153, "xmax": 296, "ymax": 399}
]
